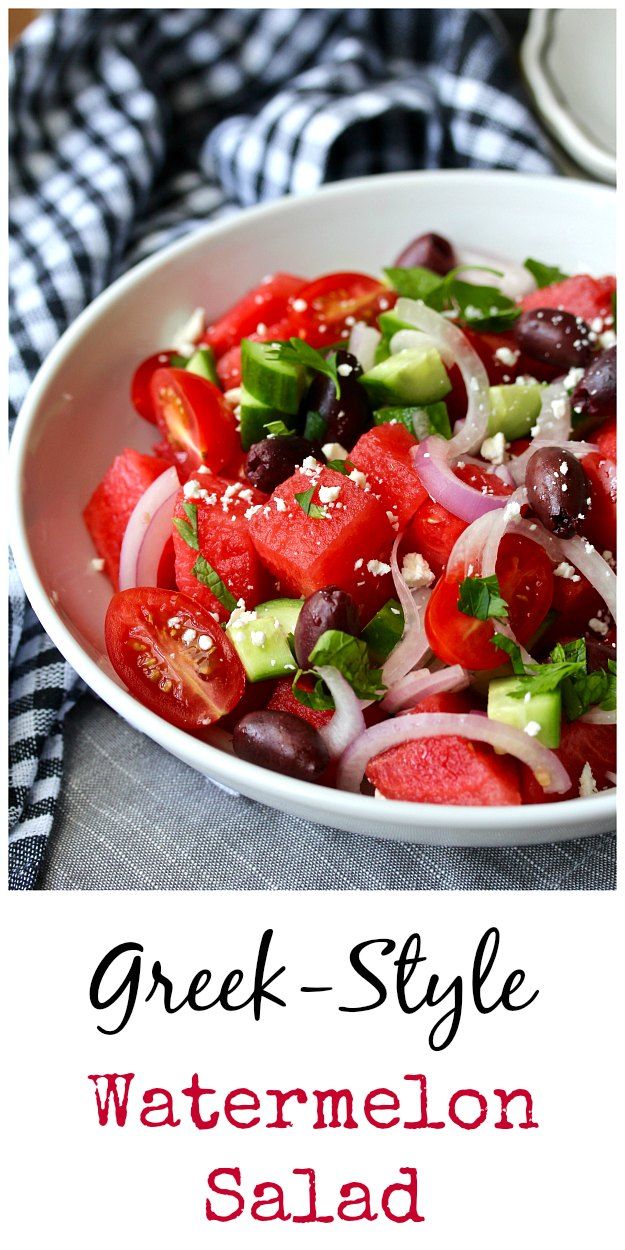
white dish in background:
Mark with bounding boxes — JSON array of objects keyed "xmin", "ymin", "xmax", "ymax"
[
  {"xmin": 522, "ymin": 9, "xmax": 616, "ymax": 184},
  {"xmin": 9, "ymin": 171, "xmax": 617, "ymax": 848}
]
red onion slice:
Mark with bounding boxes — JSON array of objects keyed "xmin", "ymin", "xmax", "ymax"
[
  {"xmin": 382, "ymin": 664, "xmax": 469, "ymax": 714},
  {"xmin": 413, "ymin": 435, "xmax": 509, "ymax": 522},
  {"xmin": 395, "ymin": 297, "xmax": 491, "ymax": 454},
  {"xmin": 347, "ymin": 321, "xmax": 381, "ymax": 373},
  {"xmin": 336, "ymin": 712, "xmax": 571, "ymax": 795},
  {"xmin": 580, "ymin": 707, "xmax": 616, "ymax": 725},
  {"xmin": 381, "ymin": 536, "xmax": 431, "ymax": 687},
  {"xmin": 118, "ymin": 466, "xmax": 180, "ymax": 591},
  {"xmin": 315, "ymin": 665, "xmax": 367, "ymax": 758},
  {"xmin": 453, "ymin": 248, "xmax": 537, "ymax": 300}
]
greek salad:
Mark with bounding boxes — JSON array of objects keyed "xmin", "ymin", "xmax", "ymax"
[{"xmin": 86, "ymin": 231, "xmax": 617, "ymax": 806}]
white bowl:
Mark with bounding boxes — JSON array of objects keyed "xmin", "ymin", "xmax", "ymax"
[{"xmin": 9, "ymin": 170, "xmax": 616, "ymax": 847}]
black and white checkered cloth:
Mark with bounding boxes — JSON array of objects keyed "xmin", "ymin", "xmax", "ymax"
[{"xmin": 9, "ymin": 7, "xmax": 556, "ymax": 889}]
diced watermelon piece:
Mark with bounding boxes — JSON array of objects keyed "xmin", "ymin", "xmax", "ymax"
[
  {"xmin": 366, "ymin": 691, "xmax": 521, "ymax": 805},
  {"xmin": 550, "ymin": 571, "xmax": 603, "ymax": 633},
  {"xmin": 520, "ymin": 722, "xmax": 616, "ymax": 804},
  {"xmin": 580, "ymin": 452, "xmax": 617, "ymax": 552},
  {"xmin": 595, "ymin": 416, "xmax": 616, "ymax": 464},
  {"xmin": 349, "ymin": 424, "xmax": 428, "ymax": 528},
  {"xmin": 520, "ymin": 274, "xmax": 616, "ymax": 323},
  {"xmin": 402, "ymin": 500, "xmax": 466, "ymax": 578},
  {"xmin": 267, "ymin": 676, "xmax": 334, "ymax": 731},
  {"xmin": 249, "ymin": 465, "xmax": 394, "ymax": 620},
  {"xmin": 173, "ymin": 473, "xmax": 272, "ymax": 621},
  {"xmin": 84, "ymin": 448, "xmax": 173, "ymax": 589}
]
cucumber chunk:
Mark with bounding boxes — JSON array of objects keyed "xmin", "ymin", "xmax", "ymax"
[
  {"xmin": 361, "ymin": 598, "xmax": 404, "ymax": 662},
  {"xmin": 256, "ymin": 597, "xmax": 304, "ymax": 636},
  {"xmin": 239, "ymin": 385, "xmax": 287, "ymax": 451},
  {"xmin": 186, "ymin": 346, "xmax": 218, "ymax": 385},
  {"xmin": 361, "ymin": 346, "xmax": 451, "ymax": 406},
  {"xmin": 241, "ymin": 339, "xmax": 306, "ymax": 414},
  {"xmin": 487, "ymin": 384, "xmax": 542, "ymax": 440},
  {"xmin": 487, "ymin": 677, "xmax": 561, "ymax": 749},
  {"xmin": 374, "ymin": 400, "xmax": 452, "ymax": 440},
  {"xmin": 227, "ymin": 613, "xmax": 297, "ymax": 683},
  {"xmin": 377, "ymin": 310, "xmax": 417, "ymax": 339}
]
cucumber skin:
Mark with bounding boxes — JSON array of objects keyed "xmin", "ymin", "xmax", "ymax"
[
  {"xmin": 227, "ymin": 615, "xmax": 297, "ymax": 683},
  {"xmin": 374, "ymin": 401, "xmax": 451, "ymax": 440},
  {"xmin": 256, "ymin": 598, "xmax": 303, "ymax": 636},
  {"xmin": 487, "ymin": 384, "xmax": 542, "ymax": 440},
  {"xmin": 361, "ymin": 346, "xmax": 451, "ymax": 406},
  {"xmin": 239, "ymin": 386, "xmax": 285, "ymax": 451},
  {"xmin": 186, "ymin": 346, "xmax": 218, "ymax": 386},
  {"xmin": 487, "ymin": 677, "xmax": 561, "ymax": 749},
  {"xmin": 241, "ymin": 339, "xmax": 306, "ymax": 415}
]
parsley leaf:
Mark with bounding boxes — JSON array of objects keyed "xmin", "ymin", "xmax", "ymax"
[
  {"xmin": 291, "ymin": 669, "xmax": 335, "ymax": 710},
  {"xmin": 268, "ymin": 337, "xmax": 341, "ymax": 397},
  {"xmin": 458, "ymin": 575, "xmax": 509, "ymax": 621},
  {"xmin": 173, "ymin": 501, "xmax": 199, "ymax": 550},
  {"xmin": 191, "ymin": 555, "xmax": 237, "ymax": 612},
  {"xmin": 294, "ymin": 486, "xmax": 327, "ymax": 519},
  {"xmin": 383, "ymin": 266, "xmax": 443, "ymax": 301},
  {"xmin": 384, "ymin": 265, "xmax": 521, "ymax": 331},
  {"xmin": 309, "ymin": 629, "xmax": 386, "ymax": 701},
  {"xmin": 492, "ymin": 633, "xmax": 526, "ymax": 675},
  {"xmin": 264, "ymin": 419, "xmax": 294, "ymax": 438},
  {"xmin": 325, "ymin": 458, "xmax": 353, "ymax": 475},
  {"xmin": 523, "ymin": 258, "xmax": 569, "ymax": 288}
]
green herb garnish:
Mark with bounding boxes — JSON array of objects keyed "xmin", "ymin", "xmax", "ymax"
[
  {"xmin": 191, "ymin": 555, "xmax": 237, "ymax": 611},
  {"xmin": 384, "ymin": 264, "xmax": 521, "ymax": 331},
  {"xmin": 173, "ymin": 501, "xmax": 199, "ymax": 550},
  {"xmin": 458, "ymin": 575, "xmax": 509, "ymax": 622},
  {"xmin": 264, "ymin": 419, "xmax": 294, "ymax": 438},
  {"xmin": 492, "ymin": 632, "xmax": 526, "ymax": 675},
  {"xmin": 268, "ymin": 338, "xmax": 341, "ymax": 397},
  {"xmin": 309, "ymin": 629, "xmax": 386, "ymax": 701},
  {"xmin": 294, "ymin": 486, "xmax": 327, "ymax": 519},
  {"xmin": 523, "ymin": 258, "xmax": 569, "ymax": 288},
  {"xmin": 492, "ymin": 635, "xmax": 616, "ymax": 722}
]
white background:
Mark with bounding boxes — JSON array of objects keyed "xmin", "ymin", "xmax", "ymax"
[{"xmin": 4, "ymin": 889, "xmax": 622, "ymax": 1246}]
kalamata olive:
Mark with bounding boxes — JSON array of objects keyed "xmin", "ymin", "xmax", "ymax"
[
  {"xmin": 246, "ymin": 435, "xmax": 317, "ymax": 493},
  {"xmin": 526, "ymin": 446, "xmax": 589, "ymax": 538},
  {"xmin": 393, "ymin": 231, "xmax": 456, "ymax": 275},
  {"xmin": 233, "ymin": 710, "xmax": 329, "ymax": 781},
  {"xmin": 572, "ymin": 345, "xmax": 616, "ymax": 417},
  {"xmin": 514, "ymin": 308, "xmax": 593, "ymax": 369},
  {"xmin": 301, "ymin": 350, "xmax": 372, "ymax": 450},
  {"xmin": 294, "ymin": 586, "xmax": 360, "ymax": 667},
  {"xmin": 585, "ymin": 636, "xmax": 616, "ymax": 673}
]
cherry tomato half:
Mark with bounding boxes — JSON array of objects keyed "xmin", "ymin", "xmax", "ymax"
[
  {"xmin": 426, "ymin": 534, "xmax": 554, "ymax": 670},
  {"xmin": 131, "ymin": 351, "xmax": 179, "ymax": 424},
  {"xmin": 105, "ymin": 588, "xmax": 245, "ymax": 732},
  {"xmin": 289, "ymin": 271, "xmax": 393, "ymax": 336},
  {"xmin": 202, "ymin": 273, "xmax": 306, "ymax": 357},
  {"xmin": 150, "ymin": 367, "xmax": 237, "ymax": 475}
]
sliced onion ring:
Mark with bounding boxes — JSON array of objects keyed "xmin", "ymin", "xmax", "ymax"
[
  {"xmin": 347, "ymin": 321, "xmax": 381, "ymax": 373},
  {"xmin": 382, "ymin": 664, "xmax": 469, "ymax": 714},
  {"xmin": 119, "ymin": 466, "xmax": 180, "ymax": 591},
  {"xmin": 580, "ymin": 707, "xmax": 616, "ymax": 725},
  {"xmin": 413, "ymin": 436, "xmax": 509, "ymax": 522},
  {"xmin": 315, "ymin": 665, "xmax": 367, "ymax": 758},
  {"xmin": 381, "ymin": 535, "xmax": 430, "ymax": 687},
  {"xmin": 453, "ymin": 248, "xmax": 537, "ymax": 300},
  {"xmin": 336, "ymin": 713, "xmax": 571, "ymax": 795},
  {"xmin": 395, "ymin": 297, "xmax": 491, "ymax": 454}
]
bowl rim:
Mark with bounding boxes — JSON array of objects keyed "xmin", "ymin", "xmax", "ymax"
[{"xmin": 9, "ymin": 168, "xmax": 616, "ymax": 842}]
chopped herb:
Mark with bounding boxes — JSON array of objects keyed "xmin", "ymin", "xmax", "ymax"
[
  {"xmin": 523, "ymin": 258, "xmax": 569, "ymax": 288},
  {"xmin": 172, "ymin": 501, "xmax": 199, "ymax": 550},
  {"xmin": 264, "ymin": 419, "xmax": 294, "ymax": 438},
  {"xmin": 325, "ymin": 458, "xmax": 353, "ymax": 475},
  {"xmin": 291, "ymin": 669, "xmax": 335, "ymax": 711},
  {"xmin": 458, "ymin": 575, "xmax": 509, "ymax": 621},
  {"xmin": 304, "ymin": 410, "xmax": 328, "ymax": 441},
  {"xmin": 191, "ymin": 555, "xmax": 237, "ymax": 611},
  {"xmin": 294, "ymin": 486, "xmax": 327, "ymax": 519},
  {"xmin": 611, "ymin": 289, "xmax": 617, "ymax": 330},
  {"xmin": 309, "ymin": 629, "xmax": 386, "ymax": 701},
  {"xmin": 492, "ymin": 633, "xmax": 526, "ymax": 675},
  {"xmin": 268, "ymin": 337, "xmax": 341, "ymax": 397},
  {"xmin": 384, "ymin": 265, "xmax": 521, "ymax": 331}
]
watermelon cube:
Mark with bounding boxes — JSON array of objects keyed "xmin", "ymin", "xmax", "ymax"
[
  {"xmin": 173, "ymin": 473, "xmax": 272, "ymax": 621},
  {"xmin": 349, "ymin": 424, "xmax": 428, "ymax": 528},
  {"xmin": 84, "ymin": 448, "xmax": 173, "ymax": 588},
  {"xmin": 366, "ymin": 692, "xmax": 522, "ymax": 805},
  {"xmin": 520, "ymin": 274, "xmax": 616, "ymax": 323},
  {"xmin": 248, "ymin": 464, "xmax": 395, "ymax": 620}
]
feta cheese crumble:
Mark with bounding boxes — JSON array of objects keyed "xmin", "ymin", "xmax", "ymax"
[
  {"xmin": 554, "ymin": 562, "xmax": 580, "ymax": 582},
  {"xmin": 367, "ymin": 559, "xmax": 391, "ymax": 577},
  {"xmin": 401, "ymin": 551, "xmax": 434, "ymax": 589},
  {"xmin": 348, "ymin": 469, "xmax": 367, "ymax": 489},
  {"xmin": 524, "ymin": 721, "xmax": 542, "ymax": 738},
  {"xmin": 322, "ymin": 442, "xmax": 348, "ymax": 461},
  {"xmin": 579, "ymin": 762, "xmax": 598, "ymax": 797},
  {"xmin": 319, "ymin": 485, "xmax": 341, "ymax": 504},
  {"xmin": 480, "ymin": 431, "xmax": 506, "ymax": 466},
  {"xmin": 588, "ymin": 617, "xmax": 609, "ymax": 636},
  {"xmin": 171, "ymin": 306, "xmax": 206, "ymax": 356}
]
